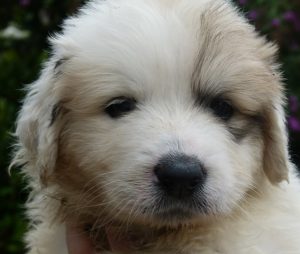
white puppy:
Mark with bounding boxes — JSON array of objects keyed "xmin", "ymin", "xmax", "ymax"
[{"xmin": 12, "ymin": 0, "xmax": 300, "ymax": 253}]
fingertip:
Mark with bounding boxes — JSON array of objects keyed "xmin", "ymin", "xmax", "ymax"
[{"xmin": 66, "ymin": 223, "xmax": 95, "ymax": 254}]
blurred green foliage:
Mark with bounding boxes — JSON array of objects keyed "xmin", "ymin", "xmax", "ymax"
[
  {"xmin": 0, "ymin": 1, "xmax": 299, "ymax": 253},
  {"xmin": 0, "ymin": 1, "xmax": 87, "ymax": 253}
]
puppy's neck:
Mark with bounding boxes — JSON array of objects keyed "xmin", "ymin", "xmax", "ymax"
[
  {"xmin": 88, "ymin": 222, "xmax": 179, "ymax": 251},
  {"xmin": 86, "ymin": 217, "xmax": 222, "ymax": 252}
]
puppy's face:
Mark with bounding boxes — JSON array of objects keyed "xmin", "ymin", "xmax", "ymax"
[{"xmin": 15, "ymin": 0, "xmax": 288, "ymax": 228}]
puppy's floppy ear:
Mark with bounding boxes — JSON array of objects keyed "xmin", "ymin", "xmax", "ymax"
[
  {"xmin": 11, "ymin": 59, "xmax": 66, "ymax": 185},
  {"xmin": 255, "ymin": 40, "xmax": 289, "ymax": 184},
  {"xmin": 262, "ymin": 99, "xmax": 289, "ymax": 184}
]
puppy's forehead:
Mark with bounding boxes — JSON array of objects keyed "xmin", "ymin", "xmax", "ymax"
[
  {"xmin": 59, "ymin": 0, "xmax": 201, "ymax": 95},
  {"xmin": 56, "ymin": 0, "xmax": 279, "ymax": 110}
]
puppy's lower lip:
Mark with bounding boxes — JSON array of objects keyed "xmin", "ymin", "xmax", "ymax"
[{"xmin": 155, "ymin": 207, "xmax": 195, "ymax": 220}]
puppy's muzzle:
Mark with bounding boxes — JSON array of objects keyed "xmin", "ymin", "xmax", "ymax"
[{"xmin": 154, "ymin": 153, "xmax": 207, "ymax": 199}]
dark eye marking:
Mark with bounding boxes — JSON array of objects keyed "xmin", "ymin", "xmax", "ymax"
[
  {"xmin": 209, "ymin": 98, "xmax": 234, "ymax": 121},
  {"xmin": 195, "ymin": 92, "xmax": 263, "ymax": 142},
  {"xmin": 228, "ymin": 113, "xmax": 263, "ymax": 142},
  {"xmin": 195, "ymin": 94, "xmax": 235, "ymax": 121},
  {"xmin": 54, "ymin": 57, "xmax": 70, "ymax": 76},
  {"xmin": 49, "ymin": 103, "xmax": 62, "ymax": 126},
  {"xmin": 104, "ymin": 96, "xmax": 137, "ymax": 118}
]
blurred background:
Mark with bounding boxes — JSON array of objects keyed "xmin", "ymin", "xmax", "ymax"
[{"xmin": 0, "ymin": 0, "xmax": 299, "ymax": 253}]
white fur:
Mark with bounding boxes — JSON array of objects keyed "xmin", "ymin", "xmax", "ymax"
[{"xmin": 12, "ymin": 0, "xmax": 300, "ymax": 253}]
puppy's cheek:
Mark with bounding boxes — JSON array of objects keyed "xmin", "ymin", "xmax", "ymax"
[
  {"xmin": 226, "ymin": 137, "xmax": 264, "ymax": 205},
  {"xmin": 201, "ymin": 155, "xmax": 237, "ymax": 214},
  {"xmin": 202, "ymin": 136, "xmax": 263, "ymax": 215},
  {"xmin": 99, "ymin": 163, "xmax": 155, "ymax": 214}
]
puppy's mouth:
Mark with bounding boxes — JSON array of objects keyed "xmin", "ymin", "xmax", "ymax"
[
  {"xmin": 91, "ymin": 199, "xmax": 209, "ymax": 251},
  {"xmin": 157, "ymin": 207, "xmax": 194, "ymax": 219},
  {"xmin": 147, "ymin": 195, "xmax": 210, "ymax": 224}
]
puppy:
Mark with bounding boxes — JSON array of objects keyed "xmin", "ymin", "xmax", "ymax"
[{"xmin": 12, "ymin": 0, "xmax": 300, "ymax": 253}]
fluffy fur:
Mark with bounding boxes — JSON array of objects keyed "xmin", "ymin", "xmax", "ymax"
[{"xmin": 11, "ymin": 0, "xmax": 300, "ymax": 253}]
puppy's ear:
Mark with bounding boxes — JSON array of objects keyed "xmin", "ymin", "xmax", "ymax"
[
  {"xmin": 11, "ymin": 59, "xmax": 66, "ymax": 185},
  {"xmin": 262, "ymin": 101, "xmax": 289, "ymax": 184},
  {"xmin": 255, "ymin": 41, "xmax": 289, "ymax": 184}
]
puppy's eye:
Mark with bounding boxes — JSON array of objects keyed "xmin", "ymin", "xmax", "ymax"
[
  {"xmin": 105, "ymin": 97, "xmax": 136, "ymax": 118},
  {"xmin": 210, "ymin": 98, "xmax": 234, "ymax": 121}
]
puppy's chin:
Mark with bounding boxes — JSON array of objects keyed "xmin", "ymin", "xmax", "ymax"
[{"xmin": 104, "ymin": 198, "xmax": 225, "ymax": 229}]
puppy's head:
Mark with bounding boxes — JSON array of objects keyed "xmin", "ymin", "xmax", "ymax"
[{"xmin": 13, "ymin": 0, "xmax": 289, "ymax": 228}]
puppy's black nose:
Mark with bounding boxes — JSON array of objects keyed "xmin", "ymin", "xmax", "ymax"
[{"xmin": 154, "ymin": 153, "xmax": 206, "ymax": 198}]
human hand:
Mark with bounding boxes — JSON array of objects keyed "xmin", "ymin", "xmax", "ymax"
[
  {"xmin": 66, "ymin": 223, "xmax": 131, "ymax": 254},
  {"xmin": 66, "ymin": 224, "xmax": 97, "ymax": 254}
]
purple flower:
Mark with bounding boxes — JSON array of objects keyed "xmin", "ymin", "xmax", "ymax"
[
  {"xmin": 288, "ymin": 117, "xmax": 300, "ymax": 132},
  {"xmin": 283, "ymin": 11, "xmax": 297, "ymax": 22},
  {"xmin": 283, "ymin": 11, "xmax": 300, "ymax": 31},
  {"xmin": 19, "ymin": 0, "xmax": 30, "ymax": 6},
  {"xmin": 271, "ymin": 18, "xmax": 280, "ymax": 27},
  {"xmin": 239, "ymin": 0, "xmax": 248, "ymax": 5},
  {"xmin": 248, "ymin": 10, "xmax": 259, "ymax": 21},
  {"xmin": 290, "ymin": 96, "xmax": 299, "ymax": 113}
]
